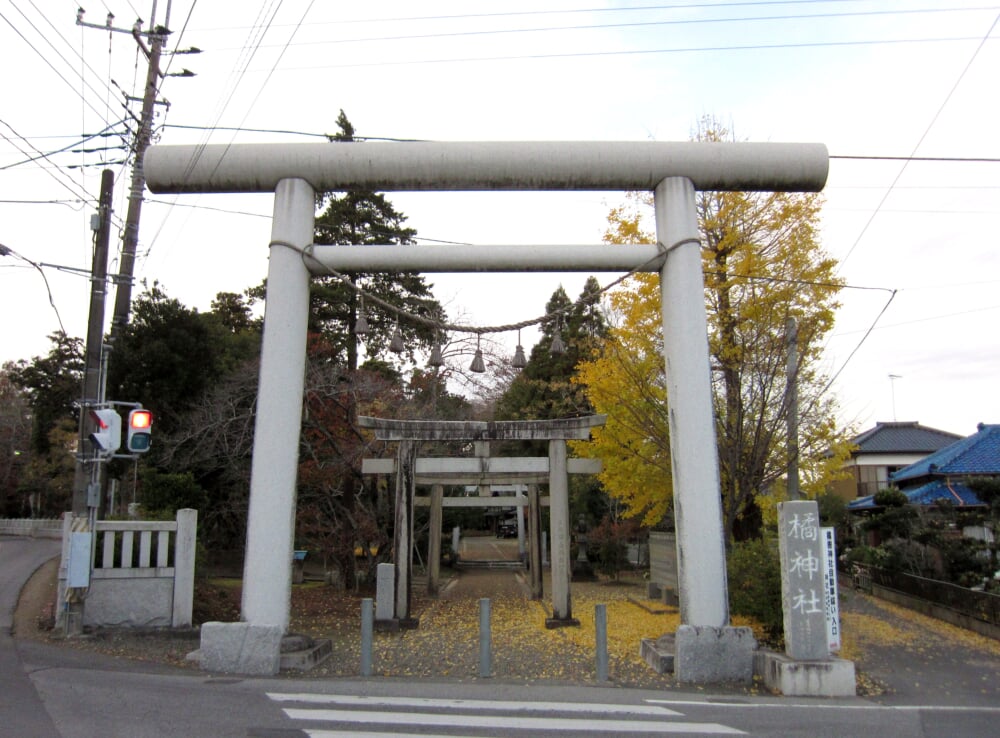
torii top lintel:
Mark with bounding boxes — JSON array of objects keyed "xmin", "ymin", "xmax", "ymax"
[
  {"xmin": 143, "ymin": 141, "xmax": 828, "ymax": 195},
  {"xmin": 357, "ymin": 415, "xmax": 607, "ymax": 442}
]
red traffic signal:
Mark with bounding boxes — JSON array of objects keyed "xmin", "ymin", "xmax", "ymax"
[{"xmin": 126, "ymin": 409, "xmax": 153, "ymax": 453}]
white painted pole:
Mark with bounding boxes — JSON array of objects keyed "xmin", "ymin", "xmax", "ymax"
[
  {"xmin": 655, "ymin": 176, "xmax": 730, "ymax": 628},
  {"xmin": 241, "ymin": 177, "xmax": 314, "ymax": 630}
]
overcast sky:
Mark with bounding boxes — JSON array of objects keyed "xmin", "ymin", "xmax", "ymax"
[{"xmin": 1, "ymin": 0, "xmax": 998, "ymax": 438}]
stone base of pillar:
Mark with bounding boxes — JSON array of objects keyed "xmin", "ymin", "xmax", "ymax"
[
  {"xmin": 375, "ymin": 616, "xmax": 420, "ymax": 633},
  {"xmin": 675, "ymin": 625, "xmax": 756, "ymax": 684},
  {"xmin": 197, "ymin": 621, "xmax": 282, "ymax": 675},
  {"xmin": 642, "ymin": 625, "xmax": 756, "ymax": 684},
  {"xmin": 754, "ymin": 650, "xmax": 856, "ymax": 697},
  {"xmin": 279, "ymin": 633, "xmax": 333, "ymax": 672},
  {"xmin": 544, "ymin": 616, "xmax": 581, "ymax": 629}
]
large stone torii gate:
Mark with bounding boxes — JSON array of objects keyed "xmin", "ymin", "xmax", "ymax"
[{"xmin": 145, "ymin": 139, "xmax": 828, "ymax": 680}]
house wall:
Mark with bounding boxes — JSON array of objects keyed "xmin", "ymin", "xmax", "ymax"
[{"xmin": 832, "ymin": 453, "xmax": 932, "ymax": 500}]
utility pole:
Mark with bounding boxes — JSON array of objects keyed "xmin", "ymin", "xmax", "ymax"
[
  {"xmin": 111, "ymin": 22, "xmax": 165, "ymax": 341},
  {"xmin": 786, "ymin": 317, "xmax": 800, "ymax": 501},
  {"xmin": 72, "ymin": 169, "xmax": 115, "ymax": 515},
  {"xmin": 78, "ymin": 5, "xmax": 198, "ymax": 342}
]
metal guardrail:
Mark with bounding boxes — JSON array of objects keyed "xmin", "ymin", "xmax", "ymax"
[{"xmin": 852, "ymin": 564, "xmax": 1000, "ymax": 627}]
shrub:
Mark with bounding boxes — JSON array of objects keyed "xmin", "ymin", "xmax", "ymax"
[
  {"xmin": 728, "ymin": 537, "xmax": 783, "ymax": 644},
  {"xmin": 588, "ymin": 516, "xmax": 637, "ymax": 580}
]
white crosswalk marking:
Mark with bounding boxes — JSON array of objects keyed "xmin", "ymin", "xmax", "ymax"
[
  {"xmin": 266, "ymin": 693, "xmax": 685, "ymax": 716},
  {"xmin": 266, "ymin": 692, "xmax": 745, "ymax": 736}
]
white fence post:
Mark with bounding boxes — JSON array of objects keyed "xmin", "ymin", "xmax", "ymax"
[{"xmin": 172, "ymin": 508, "xmax": 198, "ymax": 627}]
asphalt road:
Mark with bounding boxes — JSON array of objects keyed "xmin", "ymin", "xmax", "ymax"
[
  {"xmin": 6, "ymin": 537, "xmax": 1000, "ymax": 737},
  {"xmin": 1, "ymin": 535, "xmax": 62, "ymax": 738}
]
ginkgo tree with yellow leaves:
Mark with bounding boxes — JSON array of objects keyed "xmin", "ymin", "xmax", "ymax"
[{"xmin": 573, "ymin": 121, "xmax": 852, "ymax": 541}]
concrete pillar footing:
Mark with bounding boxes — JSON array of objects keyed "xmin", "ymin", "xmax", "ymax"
[
  {"xmin": 642, "ymin": 625, "xmax": 757, "ymax": 684},
  {"xmin": 199, "ymin": 622, "xmax": 283, "ymax": 675},
  {"xmin": 754, "ymin": 650, "xmax": 857, "ymax": 697}
]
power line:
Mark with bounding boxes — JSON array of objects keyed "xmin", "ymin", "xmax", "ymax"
[
  {"xmin": 831, "ymin": 155, "xmax": 1000, "ymax": 163},
  {"xmin": 837, "ymin": 11, "xmax": 1000, "ymax": 269},
  {"xmin": 192, "ymin": 1, "xmax": 890, "ymax": 31},
  {"xmin": 0, "ymin": 242, "xmax": 67, "ymax": 334},
  {"xmin": 835, "ymin": 302, "xmax": 1000, "ymax": 335},
  {"xmin": 0, "ymin": 118, "xmax": 94, "ymax": 204},
  {"xmin": 820, "ymin": 290, "xmax": 897, "ymax": 396},
  {"xmin": 213, "ymin": 6, "xmax": 999, "ymax": 52},
  {"xmin": 0, "ymin": 121, "xmax": 127, "ymax": 171},
  {"xmin": 273, "ymin": 35, "xmax": 997, "ymax": 72},
  {"xmin": 0, "ymin": 7, "xmax": 116, "ymax": 125}
]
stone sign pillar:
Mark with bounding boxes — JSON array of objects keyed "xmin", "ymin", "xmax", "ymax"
[
  {"xmin": 754, "ymin": 500, "xmax": 856, "ymax": 696},
  {"xmin": 778, "ymin": 500, "xmax": 828, "ymax": 660}
]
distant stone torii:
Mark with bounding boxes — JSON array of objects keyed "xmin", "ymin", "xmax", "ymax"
[
  {"xmin": 144, "ymin": 138, "xmax": 828, "ymax": 679},
  {"xmin": 358, "ymin": 415, "xmax": 606, "ymax": 628}
]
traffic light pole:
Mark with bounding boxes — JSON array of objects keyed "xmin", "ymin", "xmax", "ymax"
[{"xmin": 72, "ymin": 169, "xmax": 114, "ymax": 516}]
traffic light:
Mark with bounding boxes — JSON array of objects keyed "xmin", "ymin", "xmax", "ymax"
[
  {"xmin": 89, "ymin": 408, "xmax": 122, "ymax": 455},
  {"xmin": 126, "ymin": 408, "xmax": 153, "ymax": 453}
]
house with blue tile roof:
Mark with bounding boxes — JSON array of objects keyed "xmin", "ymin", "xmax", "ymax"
[
  {"xmin": 847, "ymin": 423, "xmax": 1000, "ymax": 511},
  {"xmin": 830, "ymin": 421, "xmax": 962, "ymax": 502}
]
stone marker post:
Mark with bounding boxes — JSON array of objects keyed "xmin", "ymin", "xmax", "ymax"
[
  {"xmin": 778, "ymin": 500, "xmax": 829, "ymax": 660},
  {"xmin": 375, "ymin": 562, "xmax": 395, "ymax": 625}
]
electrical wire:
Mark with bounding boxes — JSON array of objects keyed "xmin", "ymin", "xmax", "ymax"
[
  {"xmin": 837, "ymin": 11, "xmax": 1000, "ymax": 269},
  {"xmin": 0, "ymin": 118, "xmax": 94, "ymax": 204},
  {"xmin": 0, "ymin": 6, "xmax": 116, "ymax": 124},
  {"xmin": 0, "ymin": 242, "xmax": 67, "ymax": 334},
  {"xmin": 200, "ymin": 1, "xmax": 895, "ymax": 30},
  {"xmin": 215, "ymin": 6, "xmax": 1000, "ymax": 52},
  {"xmin": 0, "ymin": 121, "xmax": 127, "ymax": 171},
  {"xmin": 275, "ymin": 35, "xmax": 996, "ymax": 72},
  {"xmin": 819, "ymin": 289, "xmax": 897, "ymax": 397}
]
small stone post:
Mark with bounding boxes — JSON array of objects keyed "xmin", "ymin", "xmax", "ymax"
[
  {"xmin": 375, "ymin": 562, "xmax": 395, "ymax": 627},
  {"xmin": 172, "ymin": 508, "xmax": 197, "ymax": 627}
]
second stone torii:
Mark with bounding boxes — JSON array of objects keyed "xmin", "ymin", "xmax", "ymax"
[{"xmin": 358, "ymin": 415, "xmax": 606, "ymax": 628}]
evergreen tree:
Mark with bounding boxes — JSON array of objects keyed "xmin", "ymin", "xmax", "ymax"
[
  {"xmin": 309, "ymin": 110, "xmax": 443, "ymax": 371},
  {"xmin": 107, "ymin": 283, "xmax": 258, "ymax": 437},
  {"xmin": 495, "ymin": 278, "xmax": 608, "ymax": 421}
]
